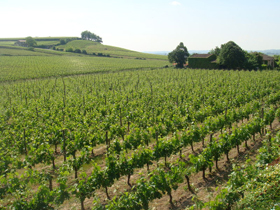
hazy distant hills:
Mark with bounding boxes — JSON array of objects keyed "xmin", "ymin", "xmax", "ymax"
[
  {"xmin": 255, "ymin": 49, "xmax": 280, "ymax": 56},
  {"xmin": 143, "ymin": 50, "xmax": 209, "ymax": 55},
  {"xmin": 144, "ymin": 50, "xmax": 280, "ymax": 56}
]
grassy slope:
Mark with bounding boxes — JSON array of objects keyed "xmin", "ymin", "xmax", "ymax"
[
  {"xmin": 0, "ymin": 39, "xmax": 167, "ymax": 60},
  {"xmin": 0, "ymin": 45, "xmax": 79, "ymax": 56},
  {"xmin": 57, "ymin": 40, "xmax": 167, "ymax": 60},
  {"xmin": 0, "ymin": 56, "xmax": 168, "ymax": 81},
  {"xmin": 0, "ymin": 39, "xmax": 168, "ymax": 81}
]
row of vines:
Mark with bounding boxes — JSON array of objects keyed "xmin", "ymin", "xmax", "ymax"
[{"xmin": 1, "ymin": 68, "xmax": 280, "ymax": 209}]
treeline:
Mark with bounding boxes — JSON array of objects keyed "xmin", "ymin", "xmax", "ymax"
[
  {"xmin": 56, "ymin": 47, "xmax": 111, "ymax": 57},
  {"xmin": 81, "ymin": 30, "xmax": 102, "ymax": 43},
  {"xmin": 209, "ymin": 41, "xmax": 278, "ymax": 70}
]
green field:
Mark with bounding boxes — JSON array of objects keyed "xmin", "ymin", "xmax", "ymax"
[
  {"xmin": 0, "ymin": 47, "xmax": 51, "ymax": 56},
  {"xmin": 57, "ymin": 40, "xmax": 167, "ymax": 60},
  {"xmin": 0, "ymin": 38, "xmax": 169, "ymax": 81},
  {"xmin": 1, "ymin": 37, "xmax": 279, "ymax": 210},
  {"xmin": 0, "ymin": 56, "xmax": 168, "ymax": 82},
  {"xmin": 0, "ymin": 38, "xmax": 167, "ymax": 60}
]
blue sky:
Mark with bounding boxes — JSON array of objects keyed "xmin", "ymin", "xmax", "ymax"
[{"xmin": 1, "ymin": 0, "xmax": 279, "ymax": 51}]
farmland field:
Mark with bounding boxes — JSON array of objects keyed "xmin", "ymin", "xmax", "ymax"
[
  {"xmin": 0, "ymin": 56, "xmax": 168, "ymax": 81},
  {"xmin": 1, "ymin": 60, "xmax": 280, "ymax": 210},
  {"xmin": 57, "ymin": 40, "xmax": 168, "ymax": 60},
  {"xmin": 0, "ymin": 39, "xmax": 167, "ymax": 60}
]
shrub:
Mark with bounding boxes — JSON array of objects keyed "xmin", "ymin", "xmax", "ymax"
[
  {"xmin": 74, "ymin": 49, "xmax": 81, "ymax": 53},
  {"xmin": 66, "ymin": 48, "xmax": 73, "ymax": 52},
  {"xmin": 60, "ymin": 39, "xmax": 66, "ymax": 45},
  {"xmin": 82, "ymin": 50, "xmax": 87, "ymax": 54}
]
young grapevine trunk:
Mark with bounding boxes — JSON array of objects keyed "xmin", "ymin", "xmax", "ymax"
[
  {"xmin": 185, "ymin": 175, "xmax": 193, "ymax": 193},
  {"xmin": 237, "ymin": 144, "xmax": 240, "ymax": 154},
  {"xmin": 226, "ymin": 152, "xmax": 230, "ymax": 162},
  {"xmin": 52, "ymin": 157, "xmax": 55, "ymax": 170},
  {"xmin": 63, "ymin": 130, "xmax": 66, "ymax": 162},
  {"xmin": 105, "ymin": 186, "xmax": 110, "ymax": 200},
  {"xmin": 203, "ymin": 168, "xmax": 206, "ymax": 179},
  {"xmin": 215, "ymin": 158, "xmax": 219, "ymax": 170},
  {"xmin": 49, "ymin": 176, "xmax": 53, "ymax": 191},
  {"xmin": 81, "ymin": 198, "xmax": 85, "ymax": 210},
  {"xmin": 168, "ymin": 192, "xmax": 174, "ymax": 206},
  {"xmin": 127, "ymin": 173, "xmax": 132, "ymax": 187},
  {"xmin": 191, "ymin": 141, "xmax": 194, "ymax": 153}
]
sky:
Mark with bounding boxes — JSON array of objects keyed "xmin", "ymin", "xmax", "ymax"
[{"xmin": 1, "ymin": 0, "xmax": 280, "ymax": 52}]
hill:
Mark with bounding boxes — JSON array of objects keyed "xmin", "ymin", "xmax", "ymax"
[
  {"xmin": 56, "ymin": 40, "xmax": 167, "ymax": 60},
  {"xmin": 0, "ymin": 38, "xmax": 168, "ymax": 81},
  {"xmin": 0, "ymin": 38, "xmax": 167, "ymax": 60},
  {"xmin": 257, "ymin": 49, "xmax": 280, "ymax": 55}
]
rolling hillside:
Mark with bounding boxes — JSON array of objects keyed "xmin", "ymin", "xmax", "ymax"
[
  {"xmin": 56, "ymin": 40, "xmax": 167, "ymax": 60},
  {"xmin": 0, "ymin": 37, "xmax": 169, "ymax": 81},
  {"xmin": 0, "ymin": 38, "xmax": 167, "ymax": 60}
]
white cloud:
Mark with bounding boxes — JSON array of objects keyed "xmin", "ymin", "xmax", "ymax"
[{"xmin": 171, "ymin": 1, "xmax": 181, "ymax": 6}]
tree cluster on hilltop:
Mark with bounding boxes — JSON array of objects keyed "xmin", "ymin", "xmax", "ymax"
[{"xmin": 81, "ymin": 30, "xmax": 102, "ymax": 43}]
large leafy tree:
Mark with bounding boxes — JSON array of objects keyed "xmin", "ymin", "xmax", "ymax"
[
  {"xmin": 218, "ymin": 41, "xmax": 246, "ymax": 69},
  {"xmin": 25, "ymin": 36, "xmax": 37, "ymax": 47},
  {"xmin": 168, "ymin": 42, "xmax": 189, "ymax": 68}
]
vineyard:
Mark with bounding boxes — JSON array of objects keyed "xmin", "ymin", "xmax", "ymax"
[
  {"xmin": 0, "ymin": 56, "xmax": 168, "ymax": 82},
  {"xmin": 1, "ymin": 67, "xmax": 280, "ymax": 210}
]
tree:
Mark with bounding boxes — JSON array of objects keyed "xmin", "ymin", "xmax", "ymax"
[
  {"xmin": 25, "ymin": 36, "xmax": 37, "ymax": 47},
  {"xmin": 81, "ymin": 30, "xmax": 103, "ymax": 43},
  {"xmin": 66, "ymin": 48, "xmax": 73, "ymax": 52},
  {"xmin": 244, "ymin": 51, "xmax": 263, "ymax": 70},
  {"xmin": 218, "ymin": 41, "xmax": 246, "ymax": 69},
  {"xmin": 275, "ymin": 55, "xmax": 280, "ymax": 68},
  {"xmin": 74, "ymin": 49, "xmax": 81, "ymax": 53},
  {"xmin": 60, "ymin": 39, "xmax": 66, "ymax": 45},
  {"xmin": 168, "ymin": 42, "xmax": 189, "ymax": 68},
  {"xmin": 208, "ymin": 46, "xmax": 221, "ymax": 57}
]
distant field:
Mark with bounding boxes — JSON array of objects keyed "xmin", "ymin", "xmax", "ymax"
[
  {"xmin": 0, "ymin": 46, "xmax": 79, "ymax": 56},
  {"xmin": 0, "ymin": 37, "xmax": 168, "ymax": 82},
  {"xmin": 36, "ymin": 40, "xmax": 60, "ymax": 45},
  {"xmin": 0, "ymin": 41, "xmax": 15, "ymax": 46},
  {"xmin": 0, "ymin": 38, "xmax": 167, "ymax": 60},
  {"xmin": 58, "ymin": 40, "xmax": 167, "ymax": 60},
  {"xmin": 0, "ymin": 56, "xmax": 168, "ymax": 81},
  {"xmin": 0, "ymin": 48, "xmax": 50, "ymax": 56},
  {"xmin": 0, "ymin": 37, "xmax": 73, "ymax": 47}
]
